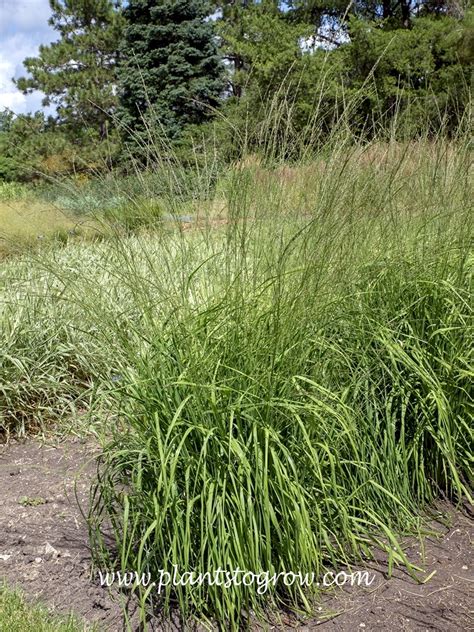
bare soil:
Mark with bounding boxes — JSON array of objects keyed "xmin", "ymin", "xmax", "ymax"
[{"xmin": 0, "ymin": 439, "xmax": 472, "ymax": 631}]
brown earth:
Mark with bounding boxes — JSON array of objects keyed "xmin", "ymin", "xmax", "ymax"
[{"xmin": 0, "ymin": 438, "xmax": 472, "ymax": 631}]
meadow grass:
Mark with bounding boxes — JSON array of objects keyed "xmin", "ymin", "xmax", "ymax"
[
  {"xmin": 0, "ymin": 174, "xmax": 171, "ymax": 259},
  {"xmin": 0, "ymin": 133, "xmax": 472, "ymax": 627},
  {"xmin": 0, "ymin": 197, "xmax": 101, "ymax": 259}
]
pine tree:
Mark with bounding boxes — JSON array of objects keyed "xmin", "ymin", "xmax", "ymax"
[
  {"xmin": 118, "ymin": 0, "xmax": 224, "ymax": 144},
  {"xmin": 15, "ymin": 0, "xmax": 124, "ymax": 139},
  {"xmin": 216, "ymin": 1, "xmax": 309, "ymax": 99}
]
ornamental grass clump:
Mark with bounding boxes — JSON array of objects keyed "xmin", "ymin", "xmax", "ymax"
[{"xmin": 86, "ymin": 135, "xmax": 473, "ymax": 627}]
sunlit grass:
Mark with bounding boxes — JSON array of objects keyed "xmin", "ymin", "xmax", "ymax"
[
  {"xmin": 0, "ymin": 134, "xmax": 472, "ymax": 627},
  {"xmin": 0, "ymin": 199, "xmax": 98, "ymax": 259},
  {"xmin": 0, "ymin": 583, "xmax": 93, "ymax": 632}
]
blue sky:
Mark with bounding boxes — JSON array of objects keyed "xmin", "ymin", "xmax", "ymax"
[{"xmin": 0, "ymin": 0, "xmax": 54, "ymax": 114}]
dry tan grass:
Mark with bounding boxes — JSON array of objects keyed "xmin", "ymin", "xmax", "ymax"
[{"xmin": 0, "ymin": 199, "xmax": 97, "ymax": 258}]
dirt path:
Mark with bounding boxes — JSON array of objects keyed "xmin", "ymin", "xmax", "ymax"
[
  {"xmin": 0, "ymin": 438, "xmax": 134, "ymax": 629},
  {"xmin": 0, "ymin": 439, "xmax": 472, "ymax": 631}
]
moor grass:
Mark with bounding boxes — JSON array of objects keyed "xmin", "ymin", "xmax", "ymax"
[{"xmin": 0, "ymin": 136, "xmax": 472, "ymax": 628}]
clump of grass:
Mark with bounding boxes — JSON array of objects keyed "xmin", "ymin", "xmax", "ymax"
[
  {"xmin": 86, "ymin": 138, "xmax": 472, "ymax": 626},
  {"xmin": 0, "ymin": 240, "xmax": 123, "ymax": 436},
  {"xmin": 0, "ymin": 181, "xmax": 29, "ymax": 202},
  {"xmin": 39, "ymin": 164, "xmax": 212, "ymax": 224},
  {"xmin": 0, "ymin": 583, "xmax": 94, "ymax": 632},
  {"xmin": 1, "ymin": 128, "xmax": 472, "ymax": 627},
  {"xmin": 102, "ymin": 195, "xmax": 164, "ymax": 232}
]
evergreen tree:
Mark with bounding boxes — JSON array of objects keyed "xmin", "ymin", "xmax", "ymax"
[
  {"xmin": 215, "ymin": 0, "xmax": 261, "ymax": 98},
  {"xmin": 216, "ymin": 1, "xmax": 308, "ymax": 98},
  {"xmin": 287, "ymin": 0, "xmax": 468, "ymax": 32},
  {"xmin": 15, "ymin": 0, "xmax": 124, "ymax": 138},
  {"xmin": 345, "ymin": 9, "xmax": 474, "ymax": 134},
  {"xmin": 118, "ymin": 0, "xmax": 224, "ymax": 145},
  {"xmin": 0, "ymin": 112, "xmax": 76, "ymax": 181}
]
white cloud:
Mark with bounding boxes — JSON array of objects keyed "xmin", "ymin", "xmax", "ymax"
[
  {"xmin": 0, "ymin": 0, "xmax": 54, "ymax": 114},
  {"xmin": 0, "ymin": 0, "xmax": 53, "ymax": 36},
  {"xmin": 0, "ymin": 89, "xmax": 26, "ymax": 111}
]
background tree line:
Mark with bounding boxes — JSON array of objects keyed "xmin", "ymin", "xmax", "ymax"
[{"xmin": 0, "ymin": 0, "xmax": 472, "ymax": 181}]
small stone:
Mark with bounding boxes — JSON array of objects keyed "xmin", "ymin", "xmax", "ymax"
[
  {"xmin": 43, "ymin": 542, "xmax": 60, "ymax": 558},
  {"xmin": 462, "ymin": 565, "xmax": 468, "ymax": 570},
  {"xmin": 0, "ymin": 554, "xmax": 11, "ymax": 561},
  {"xmin": 34, "ymin": 557, "xmax": 42, "ymax": 564},
  {"xmin": 359, "ymin": 625, "xmax": 366, "ymax": 628}
]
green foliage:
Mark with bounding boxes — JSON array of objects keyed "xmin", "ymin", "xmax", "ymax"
[
  {"xmin": 0, "ymin": 112, "xmax": 88, "ymax": 180},
  {"xmin": 0, "ymin": 111, "xmax": 21, "ymax": 181},
  {"xmin": 16, "ymin": 0, "xmax": 124, "ymax": 138},
  {"xmin": 91, "ymin": 249, "xmax": 472, "ymax": 626},
  {"xmin": 0, "ymin": 109, "xmax": 123, "ymax": 182},
  {"xmin": 77, "ymin": 138, "xmax": 470, "ymax": 627},
  {"xmin": 102, "ymin": 196, "xmax": 164, "ymax": 231},
  {"xmin": 3, "ymin": 0, "xmax": 471, "ymax": 179},
  {"xmin": 117, "ymin": 0, "xmax": 225, "ymax": 153},
  {"xmin": 9, "ymin": 0, "xmax": 124, "ymax": 179},
  {"xmin": 217, "ymin": 0, "xmax": 312, "ymax": 97},
  {"xmin": 0, "ymin": 583, "xmax": 92, "ymax": 632},
  {"xmin": 0, "ymin": 155, "xmax": 21, "ymax": 183},
  {"xmin": 0, "ymin": 182, "xmax": 29, "ymax": 201},
  {"xmin": 213, "ymin": 7, "xmax": 473, "ymax": 158},
  {"xmin": 346, "ymin": 12, "xmax": 474, "ymax": 135},
  {"xmin": 1, "ymin": 133, "xmax": 472, "ymax": 625}
]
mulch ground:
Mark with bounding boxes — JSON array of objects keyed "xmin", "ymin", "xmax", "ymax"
[{"xmin": 0, "ymin": 438, "xmax": 472, "ymax": 631}]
